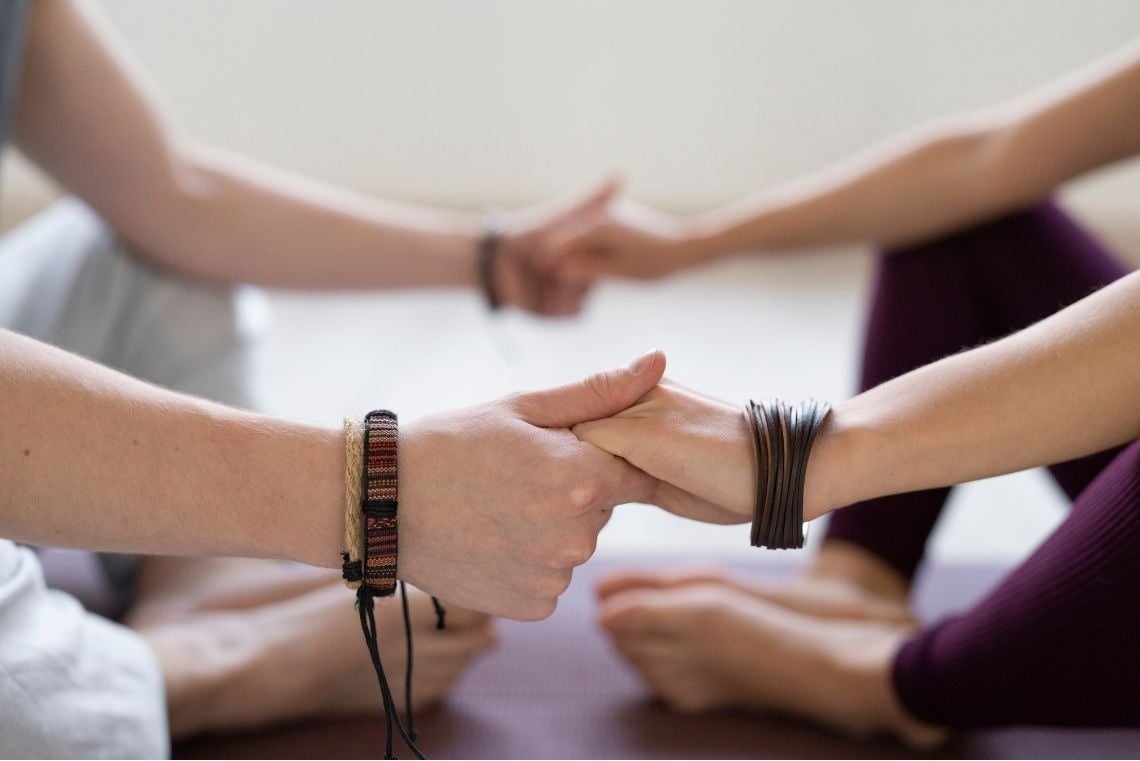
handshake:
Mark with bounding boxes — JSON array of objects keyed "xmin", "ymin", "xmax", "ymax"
[{"xmin": 394, "ymin": 349, "xmax": 784, "ymax": 621}]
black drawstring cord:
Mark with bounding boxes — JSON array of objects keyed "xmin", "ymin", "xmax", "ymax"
[
  {"xmin": 356, "ymin": 586, "xmax": 426, "ymax": 760},
  {"xmin": 346, "ymin": 556, "xmax": 445, "ymax": 758},
  {"xmin": 399, "ymin": 582, "xmax": 417, "ymax": 742},
  {"xmin": 431, "ymin": 597, "xmax": 447, "ymax": 630}
]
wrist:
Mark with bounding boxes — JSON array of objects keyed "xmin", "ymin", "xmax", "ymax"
[
  {"xmin": 802, "ymin": 403, "xmax": 882, "ymax": 520},
  {"xmin": 676, "ymin": 213, "xmax": 730, "ymax": 264},
  {"xmin": 688, "ymin": 204, "xmax": 783, "ymax": 261}
]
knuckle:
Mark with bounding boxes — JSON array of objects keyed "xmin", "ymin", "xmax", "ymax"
[
  {"xmin": 582, "ymin": 370, "xmax": 617, "ymax": 409},
  {"xmin": 568, "ymin": 478, "xmax": 603, "ymax": 512},
  {"xmin": 563, "ymin": 535, "xmax": 597, "ymax": 567},
  {"xmin": 521, "ymin": 597, "xmax": 558, "ymax": 622}
]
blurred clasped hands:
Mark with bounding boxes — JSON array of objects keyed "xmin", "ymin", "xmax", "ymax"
[{"xmin": 494, "ymin": 175, "xmax": 709, "ymax": 317}]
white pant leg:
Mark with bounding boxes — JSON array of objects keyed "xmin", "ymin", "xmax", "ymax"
[{"xmin": 0, "ymin": 540, "xmax": 168, "ymax": 759}]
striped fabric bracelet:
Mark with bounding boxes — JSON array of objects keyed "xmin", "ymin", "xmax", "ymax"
[{"xmin": 362, "ymin": 409, "xmax": 400, "ymax": 597}]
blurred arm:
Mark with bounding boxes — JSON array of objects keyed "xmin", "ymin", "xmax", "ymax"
[
  {"xmin": 12, "ymin": 0, "xmax": 480, "ymax": 289},
  {"xmin": 690, "ymin": 40, "xmax": 1140, "ymax": 256}
]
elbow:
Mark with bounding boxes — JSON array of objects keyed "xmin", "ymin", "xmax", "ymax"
[{"xmin": 916, "ymin": 111, "xmax": 1052, "ymax": 218}]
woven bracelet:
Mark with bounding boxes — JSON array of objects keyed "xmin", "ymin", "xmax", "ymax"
[
  {"xmin": 745, "ymin": 398, "xmax": 831, "ymax": 550},
  {"xmin": 360, "ymin": 410, "xmax": 400, "ymax": 596}
]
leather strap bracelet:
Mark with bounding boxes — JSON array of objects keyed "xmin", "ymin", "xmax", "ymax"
[
  {"xmin": 745, "ymin": 398, "xmax": 831, "ymax": 550},
  {"xmin": 477, "ymin": 211, "xmax": 505, "ymax": 311}
]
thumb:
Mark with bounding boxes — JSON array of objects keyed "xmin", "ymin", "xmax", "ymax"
[
  {"xmin": 553, "ymin": 173, "xmax": 623, "ymax": 225},
  {"xmin": 514, "ymin": 349, "xmax": 665, "ymax": 428}
]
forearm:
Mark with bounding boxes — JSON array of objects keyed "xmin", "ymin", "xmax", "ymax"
[
  {"xmin": 121, "ymin": 143, "xmax": 481, "ymax": 289},
  {"xmin": 806, "ymin": 270, "xmax": 1140, "ymax": 518},
  {"xmin": 689, "ymin": 117, "xmax": 1016, "ymax": 257},
  {"xmin": 0, "ymin": 329, "xmax": 343, "ymax": 566}
]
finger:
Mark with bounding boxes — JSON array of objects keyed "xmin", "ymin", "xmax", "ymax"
[
  {"xmin": 550, "ymin": 172, "xmax": 623, "ymax": 226},
  {"xmin": 596, "ymin": 566, "xmax": 731, "ymax": 601},
  {"xmin": 597, "ymin": 587, "xmax": 678, "ymax": 636},
  {"xmin": 514, "ymin": 349, "xmax": 666, "ymax": 428},
  {"xmin": 571, "ymin": 416, "xmax": 643, "ymax": 460},
  {"xmin": 653, "ymin": 481, "xmax": 747, "ymax": 525}
]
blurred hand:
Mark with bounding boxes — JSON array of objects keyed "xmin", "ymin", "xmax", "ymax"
[
  {"xmin": 572, "ymin": 380, "xmax": 755, "ymax": 525},
  {"xmin": 546, "ymin": 197, "xmax": 708, "ymax": 283},
  {"xmin": 495, "ymin": 176, "xmax": 622, "ymax": 316},
  {"xmin": 397, "ymin": 350, "xmax": 666, "ymax": 620}
]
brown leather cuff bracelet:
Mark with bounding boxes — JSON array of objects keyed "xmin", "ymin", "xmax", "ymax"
[{"xmin": 745, "ymin": 398, "xmax": 831, "ymax": 550}]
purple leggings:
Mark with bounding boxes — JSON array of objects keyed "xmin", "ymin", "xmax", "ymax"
[{"xmin": 824, "ymin": 202, "xmax": 1140, "ymax": 727}]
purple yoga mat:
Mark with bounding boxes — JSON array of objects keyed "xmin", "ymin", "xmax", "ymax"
[{"xmin": 175, "ymin": 560, "xmax": 1140, "ymax": 759}]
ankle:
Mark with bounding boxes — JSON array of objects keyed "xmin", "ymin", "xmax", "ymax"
[
  {"xmin": 842, "ymin": 625, "xmax": 947, "ymax": 748},
  {"xmin": 807, "ymin": 541, "xmax": 910, "ymax": 604}
]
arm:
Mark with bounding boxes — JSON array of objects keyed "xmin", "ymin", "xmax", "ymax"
[
  {"xmin": 574, "ymin": 271, "xmax": 1140, "ymax": 523},
  {"xmin": 554, "ymin": 40, "xmax": 1140, "ymax": 279},
  {"xmin": 1, "ymin": 326, "xmax": 663, "ymax": 619},
  {"xmin": 12, "ymin": 0, "xmax": 610, "ymax": 304}
]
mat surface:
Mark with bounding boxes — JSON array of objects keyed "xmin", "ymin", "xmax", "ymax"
[{"xmin": 175, "ymin": 560, "xmax": 1140, "ymax": 759}]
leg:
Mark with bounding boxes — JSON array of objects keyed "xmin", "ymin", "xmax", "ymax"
[
  {"xmin": 597, "ymin": 441, "xmax": 1140, "ymax": 741},
  {"xmin": 826, "ymin": 202, "xmax": 1131, "ymax": 583},
  {"xmin": 136, "ymin": 581, "xmax": 496, "ymax": 738},
  {"xmin": 893, "ymin": 438, "xmax": 1140, "ymax": 727},
  {"xmin": 0, "ymin": 540, "xmax": 168, "ymax": 757}
]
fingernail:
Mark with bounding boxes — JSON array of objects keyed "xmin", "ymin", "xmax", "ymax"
[{"xmin": 628, "ymin": 349, "xmax": 658, "ymax": 375}]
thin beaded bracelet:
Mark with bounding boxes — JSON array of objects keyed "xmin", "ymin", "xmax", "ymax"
[{"xmin": 745, "ymin": 398, "xmax": 831, "ymax": 550}]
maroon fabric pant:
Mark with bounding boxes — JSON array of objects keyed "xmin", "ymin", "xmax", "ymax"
[{"xmin": 825, "ymin": 202, "xmax": 1139, "ymax": 727}]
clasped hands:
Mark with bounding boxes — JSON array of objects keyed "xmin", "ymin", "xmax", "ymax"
[{"xmin": 398, "ymin": 349, "xmax": 802, "ymax": 621}]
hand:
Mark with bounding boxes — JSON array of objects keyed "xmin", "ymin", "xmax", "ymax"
[
  {"xmin": 494, "ymin": 176, "xmax": 622, "ymax": 316},
  {"xmin": 397, "ymin": 350, "xmax": 666, "ymax": 621},
  {"xmin": 545, "ymin": 198, "xmax": 710, "ymax": 283},
  {"xmin": 573, "ymin": 380, "xmax": 755, "ymax": 525}
]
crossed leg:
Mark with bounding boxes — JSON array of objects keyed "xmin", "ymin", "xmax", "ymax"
[{"xmin": 128, "ymin": 557, "xmax": 495, "ymax": 738}]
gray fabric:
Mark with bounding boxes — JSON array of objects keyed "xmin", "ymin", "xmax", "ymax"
[{"xmin": 0, "ymin": 0, "xmax": 28, "ymax": 161}]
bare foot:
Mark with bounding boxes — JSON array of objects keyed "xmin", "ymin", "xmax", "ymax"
[
  {"xmin": 125, "ymin": 556, "xmax": 340, "ymax": 628},
  {"xmin": 597, "ymin": 541, "xmax": 915, "ymax": 625},
  {"xmin": 598, "ymin": 581, "xmax": 946, "ymax": 748},
  {"xmin": 139, "ymin": 584, "xmax": 496, "ymax": 738}
]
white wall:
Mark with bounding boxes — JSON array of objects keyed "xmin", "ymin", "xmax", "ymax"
[{"xmin": 4, "ymin": 0, "xmax": 1140, "ymax": 243}]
